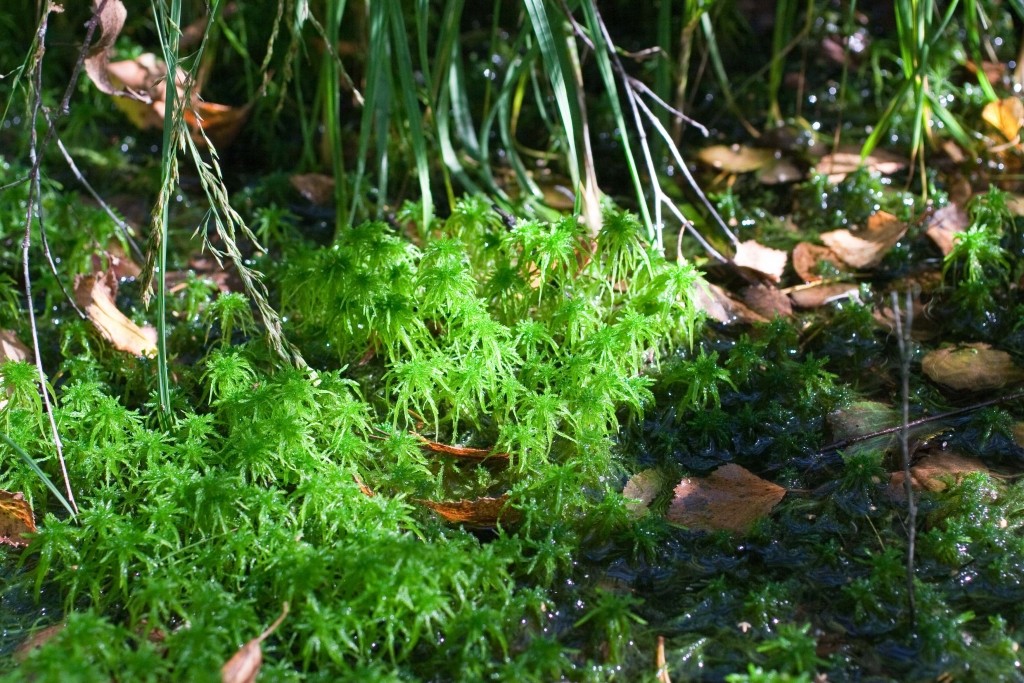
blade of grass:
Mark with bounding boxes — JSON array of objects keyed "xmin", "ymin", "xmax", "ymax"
[
  {"xmin": 388, "ymin": 0, "xmax": 433, "ymax": 229},
  {"xmin": 0, "ymin": 433, "xmax": 76, "ymax": 518},
  {"xmin": 523, "ymin": 0, "xmax": 582, "ymax": 194},
  {"xmin": 579, "ymin": 1, "xmax": 653, "ymax": 239},
  {"xmin": 151, "ymin": 0, "xmax": 184, "ymax": 418}
]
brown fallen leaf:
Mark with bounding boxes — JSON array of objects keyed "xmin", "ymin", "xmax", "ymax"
[
  {"xmin": 290, "ymin": 173, "xmax": 337, "ymax": 206},
  {"xmin": 84, "ymin": 0, "xmax": 137, "ymax": 100},
  {"xmin": 221, "ymin": 603, "xmax": 289, "ymax": 683},
  {"xmin": 106, "ymin": 53, "xmax": 179, "ymax": 129},
  {"xmin": 732, "ymin": 240, "xmax": 788, "ymax": 283},
  {"xmin": 820, "ymin": 211, "xmax": 907, "ymax": 269},
  {"xmin": 0, "ymin": 491, "xmax": 36, "ymax": 548},
  {"xmin": 982, "ymin": 96, "xmax": 1024, "ymax": 142},
  {"xmin": 14, "ymin": 623, "xmax": 65, "ymax": 662},
  {"xmin": 665, "ymin": 464, "xmax": 786, "ymax": 534},
  {"xmin": 104, "ymin": 53, "xmax": 251, "ymax": 149},
  {"xmin": 414, "ymin": 433, "xmax": 509, "ymax": 461},
  {"xmin": 742, "ymin": 284, "xmax": 792, "ymax": 318},
  {"xmin": 622, "ymin": 468, "xmax": 665, "ymax": 518},
  {"xmin": 791, "ymin": 242, "xmax": 846, "ymax": 282},
  {"xmin": 887, "ymin": 450, "xmax": 991, "ymax": 499},
  {"xmin": 655, "ymin": 635, "xmax": 671, "ymax": 683},
  {"xmin": 0, "ymin": 330, "xmax": 30, "ymax": 363},
  {"xmin": 757, "ymin": 157, "xmax": 802, "ymax": 185},
  {"xmin": 74, "ymin": 271, "xmax": 157, "ymax": 357},
  {"xmin": 90, "ymin": 241, "xmax": 141, "ymax": 280},
  {"xmin": 924, "ymin": 204, "xmax": 970, "ymax": 256},
  {"xmin": 922, "ymin": 343, "xmax": 1024, "ymax": 391},
  {"xmin": 696, "ymin": 144, "xmax": 775, "ymax": 173},
  {"xmin": 419, "ymin": 495, "xmax": 520, "ymax": 527},
  {"xmin": 786, "ymin": 282, "xmax": 859, "ymax": 309},
  {"xmin": 813, "ymin": 146, "xmax": 908, "ymax": 182},
  {"xmin": 692, "ymin": 282, "xmax": 767, "ymax": 325}
]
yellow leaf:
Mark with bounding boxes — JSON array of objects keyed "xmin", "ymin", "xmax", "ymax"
[{"xmin": 982, "ymin": 97, "xmax": 1024, "ymax": 142}]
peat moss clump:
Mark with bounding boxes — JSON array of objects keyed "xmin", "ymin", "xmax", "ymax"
[{"xmin": 0, "ymin": 200, "xmax": 711, "ymax": 679}]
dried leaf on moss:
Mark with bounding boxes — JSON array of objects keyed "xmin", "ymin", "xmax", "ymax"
[
  {"xmin": 74, "ymin": 271, "xmax": 157, "ymax": 357},
  {"xmin": 221, "ymin": 604, "xmax": 289, "ymax": 683},
  {"xmin": 791, "ymin": 242, "xmax": 846, "ymax": 282},
  {"xmin": 666, "ymin": 464, "xmax": 785, "ymax": 534},
  {"xmin": 0, "ymin": 491, "xmax": 35, "ymax": 548},
  {"xmin": 622, "ymin": 468, "xmax": 665, "ymax": 517},
  {"xmin": 419, "ymin": 495, "xmax": 520, "ymax": 527},
  {"xmin": 733, "ymin": 240, "xmax": 788, "ymax": 282},
  {"xmin": 697, "ymin": 144, "xmax": 774, "ymax": 173},
  {"xmin": 922, "ymin": 343, "xmax": 1024, "ymax": 391},
  {"xmin": 0, "ymin": 330, "xmax": 30, "ymax": 363},
  {"xmin": 924, "ymin": 204, "xmax": 970, "ymax": 256},
  {"xmin": 820, "ymin": 211, "xmax": 907, "ymax": 269},
  {"xmin": 415, "ymin": 434, "xmax": 509, "ymax": 462},
  {"xmin": 982, "ymin": 97, "xmax": 1024, "ymax": 142},
  {"xmin": 887, "ymin": 451, "xmax": 991, "ymax": 498},
  {"xmin": 813, "ymin": 147, "xmax": 908, "ymax": 182}
]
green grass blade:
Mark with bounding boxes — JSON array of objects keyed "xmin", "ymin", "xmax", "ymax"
[
  {"xmin": 579, "ymin": 1, "xmax": 653, "ymax": 237},
  {"xmin": 349, "ymin": 2, "xmax": 391, "ymax": 225},
  {"xmin": 1, "ymin": 433, "xmax": 76, "ymax": 518},
  {"xmin": 523, "ymin": 0, "xmax": 581, "ymax": 191},
  {"xmin": 388, "ymin": 0, "xmax": 433, "ymax": 229}
]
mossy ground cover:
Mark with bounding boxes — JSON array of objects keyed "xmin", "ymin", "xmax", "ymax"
[
  {"xmin": 4, "ymin": 1, "xmax": 1024, "ymax": 681},
  {"xmin": 2, "ymin": 170, "xmax": 1024, "ymax": 680}
]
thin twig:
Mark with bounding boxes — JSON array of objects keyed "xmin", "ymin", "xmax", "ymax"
[
  {"xmin": 46, "ymin": 112, "xmax": 146, "ymax": 263},
  {"xmin": 22, "ymin": 2, "xmax": 80, "ymax": 515},
  {"xmin": 815, "ymin": 389, "xmax": 1024, "ymax": 456},
  {"xmin": 892, "ymin": 289, "xmax": 917, "ymax": 626}
]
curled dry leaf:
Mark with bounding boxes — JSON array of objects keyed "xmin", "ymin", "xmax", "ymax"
[
  {"xmin": 696, "ymin": 144, "xmax": 775, "ymax": 173},
  {"xmin": 665, "ymin": 464, "xmax": 786, "ymax": 534},
  {"xmin": 924, "ymin": 204, "xmax": 970, "ymax": 256},
  {"xmin": 813, "ymin": 146, "xmax": 908, "ymax": 182},
  {"xmin": 791, "ymin": 242, "xmax": 846, "ymax": 282},
  {"xmin": 0, "ymin": 491, "xmax": 36, "ymax": 548},
  {"xmin": 820, "ymin": 211, "xmax": 907, "ymax": 269},
  {"xmin": 887, "ymin": 451, "xmax": 991, "ymax": 499},
  {"xmin": 786, "ymin": 282, "xmax": 859, "ymax": 309},
  {"xmin": 692, "ymin": 282, "xmax": 767, "ymax": 325},
  {"xmin": 922, "ymin": 343, "xmax": 1024, "ymax": 391},
  {"xmin": 74, "ymin": 271, "xmax": 157, "ymax": 357},
  {"xmin": 221, "ymin": 603, "xmax": 289, "ymax": 683},
  {"xmin": 104, "ymin": 53, "xmax": 252, "ymax": 149},
  {"xmin": 981, "ymin": 96, "xmax": 1024, "ymax": 142},
  {"xmin": 83, "ymin": 0, "xmax": 133, "ymax": 98},
  {"xmin": 414, "ymin": 434, "xmax": 509, "ymax": 462},
  {"xmin": 419, "ymin": 495, "xmax": 520, "ymax": 527},
  {"xmin": 732, "ymin": 240, "xmax": 788, "ymax": 282},
  {"xmin": 622, "ymin": 468, "xmax": 665, "ymax": 518},
  {"xmin": 0, "ymin": 330, "xmax": 30, "ymax": 363}
]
